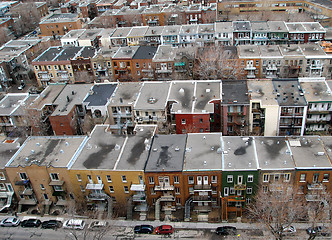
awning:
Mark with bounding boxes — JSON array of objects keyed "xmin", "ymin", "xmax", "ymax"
[
  {"xmin": 86, "ymin": 183, "xmax": 104, "ymax": 190},
  {"xmin": 174, "ymin": 62, "xmax": 185, "ymax": 67},
  {"xmin": 130, "ymin": 184, "xmax": 145, "ymax": 191},
  {"xmin": 52, "ymin": 191, "xmax": 66, "ymax": 196},
  {"xmin": 0, "ymin": 192, "xmax": 12, "ymax": 198}
]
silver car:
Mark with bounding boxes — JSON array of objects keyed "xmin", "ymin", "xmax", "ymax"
[{"xmin": 0, "ymin": 217, "xmax": 21, "ymax": 227}]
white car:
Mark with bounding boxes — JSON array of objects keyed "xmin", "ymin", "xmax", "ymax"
[
  {"xmin": 88, "ymin": 220, "xmax": 108, "ymax": 230},
  {"xmin": 63, "ymin": 219, "xmax": 85, "ymax": 230},
  {"xmin": 283, "ymin": 226, "xmax": 296, "ymax": 234},
  {"xmin": 0, "ymin": 217, "xmax": 21, "ymax": 227}
]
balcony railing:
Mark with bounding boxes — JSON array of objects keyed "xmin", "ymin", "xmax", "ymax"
[
  {"xmin": 193, "ymin": 205, "xmax": 211, "ymax": 212},
  {"xmin": 162, "ymin": 205, "xmax": 176, "ymax": 211},
  {"xmin": 88, "ymin": 192, "xmax": 108, "ymax": 200},
  {"xmin": 307, "ymin": 183, "xmax": 325, "ymax": 190},
  {"xmin": 192, "ymin": 195, "xmax": 211, "ymax": 202},
  {"xmin": 160, "ymin": 195, "xmax": 175, "ymax": 201},
  {"xmin": 154, "ymin": 184, "xmax": 174, "ymax": 191},
  {"xmin": 234, "ymin": 184, "xmax": 246, "ymax": 190},
  {"xmin": 244, "ymin": 66, "xmax": 256, "ymax": 70},
  {"xmin": 133, "ymin": 194, "xmax": 146, "ymax": 202},
  {"xmin": 194, "ymin": 184, "xmax": 212, "ymax": 191}
]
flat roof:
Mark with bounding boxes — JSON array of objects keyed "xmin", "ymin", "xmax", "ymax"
[
  {"xmin": 79, "ymin": 29, "xmax": 102, "ymax": 40},
  {"xmin": 169, "ymin": 81, "xmax": 195, "ymax": 114},
  {"xmin": 302, "ymin": 22, "xmax": 325, "ymax": 32},
  {"xmin": 273, "ymin": 79, "xmax": 307, "ymax": 106},
  {"xmin": 113, "ymin": 46, "xmax": 139, "ymax": 59},
  {"xmin": 237, "ymin": 45, "xmax": 260, "ymax": 58},
  {"xmin": 115, "ymin": 125, "xmax": 156, "ymax": 170},
  {"xmin": 286, "ymin": 22, "xmax": 306, "ymax": 32},
  {"xmin": 145, "ymin": 26, "xmax": 164, "ymax": 36},
  {"xmin": 134, "ymin": 82, "xmax": 170, "ymax": 110},
  {"xmin": 128, "ymin": 26, "xmax": 148, "ymax": 37},
  {"xmin": 299, "ymin": 80, "xmax": 332, "ymax": 102},
  {"xmin": 133, "ymin": 46, "xmax": 157, "ymax": 59},
  {"xmin": 41, "ymin": 13, "xmax": 79, "ymax": 23},
  {"xmin": 215, "ymin": 22, "xmax": 233, "ymax": 32},
  {"xmin": 222, "ymin": 80, "xmax": 249, "ymax": 105},
  {"xmin": 320, "ymin": 136, "xmax": 332, "ymax": 162},
  {"xmin": 153, "ymin": 45, "xmax": 176, "ymax": 62},
  {"xmin": 183, "ymin": 133, "xmax": 222, "ymax": 171},
  {"xmin": 259, "ymin": 45, "xmax": 282, "ymax": 58},
  {"xmin": 288, "ymin": 136, "xmax": 332, "ymax": 169},
  {"xmin": 53, "ymin": 47, "xmax": 81, "ymax": 61},
  {"xmin": 7, "ymin": 136, "xmax": 86, "ymax": 168},
  {"xmin": 145, "ymin": 134, "xmax": 186, "ymax": 172},
  {"xmin": 279, "ymin": 45, "xmax": 304, "ymax": 57},
  {"xmin": 70, "ymin": 125, "xmax": 126, "ymax": 170},
  {"xmin": 233, "ymin": 21, "xmax": 251, "ymax": 31},
  {"xmin": 0, "ymin": 142, "xmax": 20, "ymax": 169},
  {"xmin": 299, "ymin": 44, "xmax": 326, "ymax": 57},
  {"xmin": 83, "ymin": 83, "xmax": 117, "ymax": 107},
  {"xmin": 110, "ymin": 82, "xmax": 142, "ymax": 106},
  {"xmin": 12, "ymin": 94, "xmax": 38, "ymax": 116},
  {"xmin": 33, "ymin": 47, "xmax": 62, "ymax": 62},
  {"xmin": 30, "ymin": 85, "xmax": 66, "ymax": 110},
  {"xmin": 51, "ymin": 84, "xmax": 92, "ymax": 116},
  {"xmin": 111, "ymin": 27, "xmax": 131, "ymax": 38},
  {"xmin": 254, "ymin": 137, "xmax": 295, "ymax": 170},
  {"xmin": 194, "ymin": 81, "xmax": 221, "ymax": 113},
  {"xmin": 198, "ymin": 23, "xmax": 214, "ymax": 34},
  {"xmin": 267, "ymin": 21, "xmax": 288, "ymax": 32},
  {"xmin": 251, "ymin": 22, "xmax": 269, "ymax": 32},
  {"xmin": 62, "ymin": 29, "xmax": 86, "ymax": 40},
  {"xmin": 179, "ymin": 24, "xmax": 198, "ymax": 35},
  {"xmin": 222, "ymin": 136, "xmax": 258, "ymax": 171},
  {"xmin": 0, "ymin": 94, "xmax": 28, "ymax": 116},
  {"xmin": 162, "ymin": 25, "xmax": 181, "ymax": 36},
  {"xmin": 247, "ymin": 79, "xmax": 279, "ymax": 106}
]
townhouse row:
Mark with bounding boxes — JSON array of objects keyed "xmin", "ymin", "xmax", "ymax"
[
  {"xmin": 0, "ymin": 127, "xmax": 331, "ymax": 221},
  {"xmin": 1, "ymin": 78, "xmax": 331, "ymax": 137},
  {"xmin": 32, "ymin": 42, "xmax": 332, "ymax": 85}
]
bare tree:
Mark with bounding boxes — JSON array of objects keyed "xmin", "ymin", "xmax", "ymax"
[
  {"xmin": 194, "ymin": 45, "xmax": 245, "ymax": 80},
  {"xmin": 246, "ymin": 183, "xmax": 307, "ymax": 240},
  {"xmin": 13, "ymin": 3, "xmax": 40, "ymax": 37},
  {"xmin": 122, "ymin": 14, "xmax": 143, "ymax": 27},
  {"xmin": 0, "ymin": 27, "xmax": 10, "ymax": 46}
]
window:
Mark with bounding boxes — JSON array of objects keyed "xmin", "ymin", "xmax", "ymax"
[
  {"xmin": 224, "ymin": 187, "xmax": 229, "ymax": 196},
  {"xmin": 40, "ymin": 184, "xmax": 45, "ymax": 190},
  {"xmin": 53, "ymin": 185, "xmax": 63, "ymax": 191},
  {"xmin": 174, "ymin": 176, "xmax": 179, "ymax": 184},
  {"xmin": 237, "ymin": 175, "xmax": 243, "ymax": 184},
  {"xmin": 211, "ymin": 176, "xmax": 217, "ymax": 183},
  {"xmin": 137, "ymin": 70, "xmax": 140, "ymax": 75},
  {"xmin": 0, "ymin": 183, "xmax": 5, "ymax": 191},
  {"xmin": 247, "ymin": 187, "xmax": 253, "ymax": 194},
  {"xmin": 227, "ymin": 175, "xmax": 233, "ymax": 183},
  {"xmin": 97, "ymin": 175, "xmax": 102, "ymax": 183},
  {"xmin": 19, "ymin": 173, "xmax": 28, "ymax": 180},
  {"xmin": 50, "ymin": 173, "xmax": 59, "ymax": 181},
  {"xmin": 87, "ymin": 175, "xmax": 92, "ymax": 182},
  {"xmin": 44, "ymin": 194, "xmax": 49, "ymax": 200},
  {"xmin": 284, "ymin": 173, "xmax": 290, "ymax": 182},
  {"xmin": 175, "ymin": 187, "xmax": 180, "ymax": 194},
  {"xmin": 300, "ymin": 174, "xmax": 306, "ymax": 182},
  {"xmin": 323, "ymin": 173, "xmax": 330, "ymax": 182},
  {"xmin": 246, "ymin": 198, "xmax": 251, "ymax": 204},
  {"xmin": 122, "ymin": 176, "xmax": 127, "ymax": 183},
  {"xmin": 313, "ymin": 173, "xmax": 319, "ymax": 183},
  {"xmin": 181, "ymin": 119, "xmax": 186, "ymax": 124},
  {"xmin": 106, "ymin": 175, "xmax": 112, "ymax": 182},
  {"xmin": 136, "ymin": 63, "xmax": 139, "ymax": 68},
  {"xmin": 80, "ymin": 185, "xmax": 85, "ymax": 192},
  {"xmin": 263, "ymin": 186, "xmax": 268, "ymax": 193},
  {"xmin": 150, "ymin": 187, "xmax": 156, "ymax": 195},
  {"xmin": 247, "ymin": 175, "xmax": 254, "ymax": 182},
  {"xmin": 76, "ymin": 174, "xmax": 82, "ymax": 181},
  {"xmin": 230, "ymin": 187, "xmax": 235, "ymax": 195},
  {"xmin": 124, "ymin": 186, "xmax": 129, "ymax": 193},
  {"xmin": 188, "ymin": 176, "xmax": 194, "ymax": 184},
  {"xmin": 148, "ymin": 176, "xmax": 154, "ymax": 184},
  {"xmin": 0, "ymin": 173, "xmax": 5, "ymax": 180},
  {"xmin": 263, "ymin": 174, "xmax": 269, "ymax": 182},
  {"xmin": 176, "ymin": 198, "xmax": 181, "ymax": 204},
  {"xmin": 274, "ymin": 174, "xmax": 280, "ymax": 182},
  {"xmin": 108, "ymin": 186, "xmax": 114, "ymax": 193}
]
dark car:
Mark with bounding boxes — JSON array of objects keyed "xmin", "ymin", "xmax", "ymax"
[
  {"xmin": 307, "ymin": 226, "xmax": 330, "ymax": 236},
  {"xmin": 216, "ymin": 226, "xmax": 237, "ymax": 235},
  {"xmin": 41, "ymin": 220, "xmax": 62, "ymax": 229},
  {"xmin": 155, "ymin": 225, "xmax": 173, "ymax": 234},
  {"xmin": 134, "ymin": 225, "xmax": 153, "ymax": 234},
  {"xmin": 21, "ymin": 219, "xmax": 41, "ymax": 228}
]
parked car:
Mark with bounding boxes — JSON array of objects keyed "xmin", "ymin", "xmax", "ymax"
[
  {"xmin": 155, "ymin": 225, "xmax": 173, "ymax": 235},
  {"xmin": 0, "ymin": 217, "xmax": 21, "ymax": 227},
  {"xmin": 88, "ymin": 221, "xmax": 108, "ymax": 230},
  {"xmin": 41, "ymin": 220, "xmax": 62, "ymax": 229},
  {"xmin": 63, "ymin": 219, "xmax": 85, "ymax": 230},
  {"xmin": 134, "ymin": 225, "xmax": 154, "ymax": 234},
  {"xmin": 307, "ymin": 226, "xmax": 330, "ymax": 236},
  {"xmin": 216, "ymin": 226, "xmax": 237, "ymax": 235},
  {"xmin": 21, "ymin": 219, "xmax": 41, "ymax": 228},
  {"xmin": 283, "ymin": 225, "xmax": 296, "ymax": 234},
  {"xmin": 18, "ymin": 82, "xmax": 25, "ymax": 90}
]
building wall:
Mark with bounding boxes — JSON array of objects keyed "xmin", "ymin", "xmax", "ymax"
[
  {"xmin": 175, "ymin": 113, "xmax": 210, "ymax": 134},
  {"xmin": 49, "ymin": 109, "xmax": 76, "ymax": 135},
  {"xmin": 40, "ymin": 19, "xmax": 83, "ymax": 36}
]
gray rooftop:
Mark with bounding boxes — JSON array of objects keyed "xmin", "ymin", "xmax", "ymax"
[
  {"xmin": 41, "ymin": 13, "xmax": 79, "ymax": 23},
  {"xmin": 320, "ymin": 136, "xmax": 332, "ymax": 163},
  {"xmin": 30, "ymin": 85, "xmax": 66, "ymax": 110},
  {"xmin": 222, "ymin": 136, "xmax": 258, "ymax": 171},
  {"xmin": 0, "ymin": 142, "xmax": 20, "ymax": 169},
  {"xmin": 254, "ymin": 137, "xmax": 295, "ymax": 170},
  {"xmin": 153, "ymin": 45, "xmax": 176, "ymax": 62},
  {"xmin": 267, "ymin": 21, "xmax": 288, "ymax": 32},
  {"xmin": 273, "ymin": 79, "xmax": 307, "ymax": 106},
  {"xmin": 110, "ymin": 82, "xmax": 142, "ymax": 106},
  {"xmin": 115, "ymin": 125, "xmax": 156, "ymax": 170},
  {"xmin": 259, "ymin": 45, "xmax": 282, "ymax": 58},
  {"xmin": 111, "ymin": 27, "xmax": 132, "ymax": 38},
  {"xmin": 133, "ymin": 46, "xmax": 157, "ymax": 59},
  {"xmin": 279, "ymin": 45, "xmax": 304, "ymax": 57},
  {"xmin": 215, "ymin": 22, "xmax": 233, "ymax": 33},
  {"xmin": 237, "ymin": 45, "xmax": 260, "ymax": 58},
  {"xmin": 302, "ymin": 22, "xmax": 325, "ymax": 32},
  {"xmin": 251, "ymin": 22, "xmax": 269, "ymax": 32},
  {"xmin": 70, "ymin": 125, "xmax": 126, "ymax": 170},
  {"xmin": 7, "ymin": 136, "xmax": 86, "ymax": 168},
  {"xmin": 198, "ymin": 24, "xmax": 214, "ymax": 34},
  {"xmin": 162, "ymin": 25, "xmax": 181, "ymax": 36},
  {"xmin": 145, "ymin": 26, "xmax": 164, "ymax": 36},
  {"xmin": 299, "ymin": 80, "xmax": 332, "ymax": 103},
  {"xmin": 134, "ymin": 82, "xmax": 171, "ymax": 110},
  {"xmin": 128, "ymin": 26, "xmax": 149, "ymax": 38},
  {"xmin": 233, "ymin": 21, "xmax": 251, "ymax": 31},
  {"xmin": 288, "ymin": 136, "xmax": 332, "ymax": 169},
  {"xmin": 145, "ymin": 134, "xmax": 186, "ymax": 172},
  {"xmin": 0, "ymin": 94, "xmax": 28, "ymax": 116},
  {"xmin": 52, "ymin": 84, "xmax": 92, "ymax": 116},
  {"xmin": 53, "ymin": 47, "xmax": 81, "ymax": 61},
  {"xmin": 299, "ymin": 44, "xmax": 326, "ymax": 57},
  {"xmin": 179, "ymin": 25, "xmax": 198, "ymax": 35},
  {"xmin": 83, "ymin": 83, "xmax": 117, "ymax": 107},
  {"xmin": 194, "ymin": 81, "xmax": 221, "ymax": 113},
  {"xmin": 247, "ymin": 79, "xmax": 279, "ymax": 106},
  {"xmin": 113, "ymin": 46, "xmax": 139, "ymax": 59},
  {"xmin": 222, "ymin": 80, "xmax": 249, "ymax": 105},
  {"xmin": 79, "ymin": 29, "xmax": 102, "ymax": 40},
  {"xmin": 33, "ymin": 47, "xmax": 62, "ymax": 62},
  {"xmin": 183, "ymin": 133, "xmax": 222, "ymax": 171},
  {"xmin": 12, "ymin": 95, "xmax": 38, "ymax": 116},
  {"xmin": 169, "ymin": 81, "xmax": 195, "ymax": 114},
  {"xmin": 62, "ymin": 29, "xmax": 86, "ymax": 39}
]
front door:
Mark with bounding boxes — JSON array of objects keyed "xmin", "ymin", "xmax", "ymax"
[
  {"xmin": 203, "ymin": 176, "xmax": 208, "ymax": 185},
  {"xmin": 197, "ymin": 176, "xmax": 202, "ymax": 185}
]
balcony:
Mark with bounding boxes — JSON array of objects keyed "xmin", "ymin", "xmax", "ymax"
[
  {"xmin": 130, "ymin": 184, "xmax": 145, "ymax": 192},
  {"xmin": 56, "ymin": 199, "xmax": 68, "ymax": 206},
  {"xmin": 192, "ymin": 195, "xmax": 211, "ymax": 202},
  {"xmin": 86, "ymin": 183, "xmax": 104, "ymax": 190},
  {"xmin": 162, "ymin": 205, "xmax": 176, "ymax": 211},
  {"xmin": 154, "ymin": 184, "xmax": 174, "ymax": 191},
  {"xmin": 310, "ymin": 64, "xmax": 323, "ymax": 69},
  {"xmin": 112, "ymin": 112, "xmax": 132, "ymax": 118},
  {"xmin": 49, "ymin": 180, "xmax": 64, "ymax": 186},
  {"xmin": 307, "ymin": 183, "xmax": 325, "ymax": 190},
  {"xmin": 155, "ymin": 69, "xmax": 172, "ymax": 73},
  {"xmin": 88, "ymin": 192, "xmax": 108, "ymax": 200},
  {"xmin": 134, "ymin": 203, "xmax": 148, "ymax": 212},
  {"xmin": 266, "ymin": 64, "xmax": 277, "ymax": 71},
  {"xmin": 19, "ymin": 189, "xmax": 33, "ymax": 195},
  {"xmin": 142, "ymin": 69, "xmax": 153, "ymax": 73},
  {"xmin": 133, "ymin": 194, "xmax": 146, "ymax": 202},
  {"xmin": 194, "ymin": 184, "xmax": 212, "ymax": 191},
  {"xmin": 15, "ymin": 179, "xmax": 30, "ymax": 186},
  {"xmin": 247, "ymin": 74, "xmax": 256, "ymax": 78},
  {"xmin": 234, "ymin": 184, "xmax": 246, "ymax": 190},
  {"xmin": 19, "ymin": 198, "xmax": 37, "ymax": 205},
  {"xmin": 193, "ymin": 206, "xmax": 211, "ymax": 212},
  {"xmin": 160, "ymin": 195, "xmax": 175, "ymax": 201}
]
